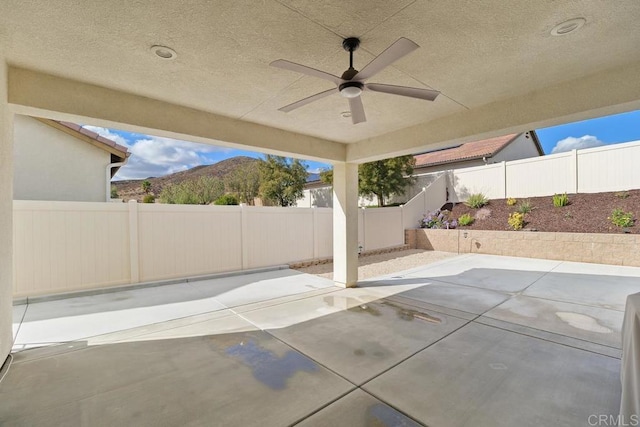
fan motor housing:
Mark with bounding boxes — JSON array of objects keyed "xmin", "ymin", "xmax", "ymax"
[{"xmin": 339, "ymin": 81, "xmax": 364, "ymax": 98}]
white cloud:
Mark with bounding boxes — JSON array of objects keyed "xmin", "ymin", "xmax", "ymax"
[
  {"xmin": 551, "ymin": 135, "xmax": 605, "ymax": 154},
  {"xmin": 84, "ymin": 126, "xmax": 232, "ymax": 180},
  {"xmin": 83, "ymin": 126, "xmax": 130, "ymax": 148}
]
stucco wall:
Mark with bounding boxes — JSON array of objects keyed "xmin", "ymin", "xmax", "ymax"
[
  {"xmin": 0, "ymin": 61, "xmax": 13, "ymax": 363},
  {"xmin": 492, "ymin": 133, "xmax": 541, "ymax": 163},
  {"xmin": 13, "ymin": 115, "xmax": 111, "ymax": 202}
]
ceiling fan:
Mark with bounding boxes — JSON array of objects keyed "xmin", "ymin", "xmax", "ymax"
[{"xmin": 270, "ymin": 37, "xmax": 440, "ymax": 124}]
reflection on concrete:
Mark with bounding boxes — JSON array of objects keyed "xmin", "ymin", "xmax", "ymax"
[
  {"xmin": 366, "ymin": 403, "xmax": 421, "ymax": 427},
  {"xmin": 555, "ymin": 312, "xmax": 613, "ymax": 334},
  {"xmin": 226, "ymin": 340, "xmax": 318, "ymax": 390}
]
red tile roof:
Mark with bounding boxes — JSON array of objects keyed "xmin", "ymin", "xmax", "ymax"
[
  {"xmin": 55, "ymin": 120, "xmax": 129, "ymax": 159},
  {"xmin": 414, "ymin": 134, "xmax": 518, "ymax": 168}
]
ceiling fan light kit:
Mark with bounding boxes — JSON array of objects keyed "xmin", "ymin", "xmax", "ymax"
[
  {"xmin": 339, "ymin": 82, "xmax": 363, "ymax": 98},
  {"xmin": 270, "ymin": 36, "xmax": 440, "ymax": 124}
]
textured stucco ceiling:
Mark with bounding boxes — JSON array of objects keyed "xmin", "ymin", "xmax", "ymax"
[{"xmin": 1, "ymin": 0, "xmax": 640, "ymax": 149}]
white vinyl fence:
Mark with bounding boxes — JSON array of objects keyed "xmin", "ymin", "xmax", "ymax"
[
  {"xmin": 402, "ymin": 173, "xmax": 448, "ymax": 228},
  {"xmin": 13, "ymin": 200, "xmax": 405, "ymax": 297},
  {"xmin": 450, "ymin": 140, "xmax": 640, "ymax": 200}
]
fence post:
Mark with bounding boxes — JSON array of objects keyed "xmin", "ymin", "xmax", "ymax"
[
  {"xmin": 127, "ymin": 200, "xmax": 140, "ymax": 283},
  {"xmin": 501, "ymin": 161, "xmax": 507, "ymax": 198},
  {"xmin": 423, "ymin": 187, "xmax": 427, "ymax": 214},
  {"xmin": 312, "ymin": 207, "xmax": 319, "ymax": 260},
  {"xmin": 360, "ymin": 207, "xmax": 366, "ymax": 252},
  {"xmin": 240, "ymin": 204, "xmax": 249, "ymax": 269},
  {"xmin": 572, "ymin": 149, "xmax": 579, "ymax": 193}
]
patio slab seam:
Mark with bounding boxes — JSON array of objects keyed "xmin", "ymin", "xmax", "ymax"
[
  {"xmin": 474, "ymin": 316, "xmax": 622, "ymax": 359},
  {"xmin": 354, "ymin": 317, "xmax": 475, "ymax": 389},
  {"xmin": 381, "ymin": 294, "xmax": 481, "ymax": 322},
  {"xmin": 206, "ymin": 286, "xmax": 341, "ymax": 314},
  {"xmin": 511, "ymin": 292, "xmax": 629, "ymax": 313},
  {"xmin": 290, "ymin": 388, "xmax": 428, "ymax": 427},
  {"xmin": 12, "ymin": 304, "xmax": 28, "ymax": 347}
]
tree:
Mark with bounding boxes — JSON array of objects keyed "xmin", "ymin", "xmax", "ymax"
[
  {"xmin": 159, "ymin": 176, "xmax": 225, "ymax": 204},
  {"xmin": 319, "ymin": 155, "xmax": 416, "ymax": 207},
  {"xmin": 225, "ymin": 163, "xmax": 261, "ymax": 205},
  {"xmin": 141, "ymin": 180, "xmax": 152, "ymax": 194},
  {"xmin": 213, "ymin": 194, "xmax": 239, "ymax": 205},
  {"xmin": 258, "ymin": 155, "xmax": 307, "ymax": 207},
  {"xmin": 359, "ymin": 156, "xmax": 415, "ymax": 206}
]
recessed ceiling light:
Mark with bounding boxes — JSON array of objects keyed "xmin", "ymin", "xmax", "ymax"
[
  {"xmin": 551, "ymin": 18, "xmax": 586, "ymax": 36},
  {"xmin": 341, "ymin": 111, "xmax": 352, "ymax": 118},
  {"xmin": 150, "ymin": 45, "xmax": 177, "ymax": 60}
]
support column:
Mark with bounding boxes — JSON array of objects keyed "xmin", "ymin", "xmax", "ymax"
[
  {"xmin": 332, "ymin": 162, "xmax": 358, "ymax": 287},
  {"xmin": 0, "ymin": 59, "xmax": 14, "ymax": 360}
]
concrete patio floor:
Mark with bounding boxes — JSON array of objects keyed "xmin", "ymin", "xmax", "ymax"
[{"xmin": 2, "ymin": 253, "xmax": 638, "ymax": 426}]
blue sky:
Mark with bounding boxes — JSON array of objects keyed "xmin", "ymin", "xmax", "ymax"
[
  {"xmin": 536, "ymin": 110, "xmax": 640, "ymax": 154},
  {"xmin": 91, "ymin": 109, "xmax": 639, "ymax": 180}
]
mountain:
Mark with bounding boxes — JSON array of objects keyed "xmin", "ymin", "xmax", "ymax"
[{"xmin": 112, "ymin": 156, "xmax": 260, "ymax": 202}]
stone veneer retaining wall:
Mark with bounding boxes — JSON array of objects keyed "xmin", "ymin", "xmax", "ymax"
[{"xmin": 405, "ymin": 228, "xmax": 640, "ymax": 267}]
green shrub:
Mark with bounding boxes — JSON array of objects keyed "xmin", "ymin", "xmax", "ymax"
[
  {"xmin": 214, "ymin": 194, "xmax": 239, "ymax": 205},
  {"xmin": 508, "ymin": 212, "xmax": 524, "ymax": 230},
  {"xmin": 552, "ymin": 193, "xmax": 569, "ymax": 207},
  {"xmin": 142, "ymin": 194, "xmax": 155, "ymax": 203},
  {"xmin": 159, "ymin": 176, "xmax": 225, "ymax": 205},
  {"xmin": 110, "ymin": 185, "xmax": 119, "ymax": 199},
  {"xmin": 506, "ymin": 197, "xmax": 517, "ymax": 206},
  {"xmin": 516, "ymin": 200, "xmax": 534, "ymax": 214},
  {"xmin": 141, "ymin": 180, "xmax": 152, "ymax": 194},
  {"xmin": 458, "ymin": 213, "xmax": 474, "ymax": 226},
  {"xmin": 609, "ymin": 208, "xmax": 635, "ymax": 228},
  {"xmin": 464, "ymin": 193, "xmax": 488, "ymax": 209},
  {"xmin": 616, "ymin": 191, "xmax": 630, "ymax": 199}
]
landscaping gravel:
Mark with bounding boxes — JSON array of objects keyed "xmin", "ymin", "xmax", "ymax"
[{"xmin": 294, "ymin": 249, "xmax": 457, "ymax": 280}]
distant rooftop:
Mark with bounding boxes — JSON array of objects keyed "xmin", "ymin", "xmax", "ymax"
[{"xmin": 414, "ymin": 134, "xmax": 518, "ymax": 168}]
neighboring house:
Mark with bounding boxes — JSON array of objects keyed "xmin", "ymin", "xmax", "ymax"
[
  {"xmin": 13, "ymin": 115, "xmax": 129, "ymax": 202},
  {"xmin": 298, "ymin": 131, "xmax": 542, "ymax": 207},
  {"xmin": 398, "ymin": 131, "xmax": 542, "ymax": 203}
]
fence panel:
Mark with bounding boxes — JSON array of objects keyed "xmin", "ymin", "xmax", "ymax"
[
  {"xmin": 244, "ymin": 207, "xmax": 315, "ymax": 268},
  {"xmin": 13, "ymin": 201, "xmax": 130, "ymax": 297},
  {"xmin": 315, "ymin": 208, "xmax": 333, "ymax": 258},
  {"xmin": 362, "ymin": 207, "xmax": 404, "ymax": 251},
  {"xmin": 402, "ymin": 173, "xmax": 447, "ymax": 229},
  {"xmin": 137, "ymin": 204, "xmax": 243, "ymax": 282},
  {"xmin": 578, "ymin": 142, "xmax": 640, "ymax": 193},
  {"xmin": 450, "ymin": 163, "xmax": 504, "ymax": 202},
  {"xmin": 506, "ymin": 152, "xmax": 575, "ymax": 197}
]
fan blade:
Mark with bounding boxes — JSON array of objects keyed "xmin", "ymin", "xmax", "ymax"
[
  {"xmin": 278, "ymin": 88, "xmax": 339, "ymax": 112},
  {"xmin": 365, "ymin": 83, "xmax": 440, "ymax": 101},
  {"xmin": 354, "ymin": 38, "xmax": 419, "ymax": 81},
  {"xmin": 270, "ymin": 59, "xmax": 342, "ymax": 85},
  {"xmin": 348, "ymin": 96, "xmax": 366, "ymax": 124}
]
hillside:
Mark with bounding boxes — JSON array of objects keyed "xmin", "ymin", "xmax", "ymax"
[{"xmin": 112, "ymin": 156, "xmax": 260, "ymax": 202}]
